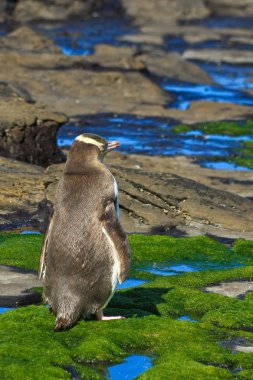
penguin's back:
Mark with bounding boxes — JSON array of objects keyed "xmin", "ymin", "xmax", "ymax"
[{"xmin": 43, "ymin": 168, "xmax": 119, "ymax": 316}]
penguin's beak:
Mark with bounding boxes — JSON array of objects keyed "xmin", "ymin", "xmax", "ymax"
[{"xmin": 107, "ymin": 141, "xmax": 120, "ymax": 151}]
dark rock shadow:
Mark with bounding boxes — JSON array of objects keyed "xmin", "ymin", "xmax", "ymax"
[
  {"xmin": 150, "ymin": 224, "xmax": 188, "ymax": 237},
  {"xmin": 106, "ymin": 287, "xmax": 171, "ymax": 318}
]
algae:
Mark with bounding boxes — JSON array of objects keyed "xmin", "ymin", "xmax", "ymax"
[
  {"xmin": 172, "ymin": 120, "xmax": 253, "ymax": 137},
  {"xmin": 0, "ymin": 234, "xmax": 253, "ymax": 379},
  {"xmin": 171, "ymin": 120, "xmax": 253, "ymax": 169},
  {"xmin": 229, "ymin": 140, "xmax": 253, "ymax": 169}
]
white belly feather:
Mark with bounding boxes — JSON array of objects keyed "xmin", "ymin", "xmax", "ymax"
[{"xmin": 102, "ymin": 226, "xmax": 120, "ymax": 289}]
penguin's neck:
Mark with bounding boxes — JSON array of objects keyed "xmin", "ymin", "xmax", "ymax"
[{"xmin": 64, "ymin": 142, "xmax": 104, "ymax": 174}]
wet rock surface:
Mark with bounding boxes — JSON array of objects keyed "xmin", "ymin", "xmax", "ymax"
[
  {"xmin": 0, "ymin": 1, "xmax": 253, "ymax": 239},
  {"xmin": 0, "ymin": 265, "xmax": 41, "ymax": 307},
  {"xmin": 221, "ymin": 338, "xmax": 253, "ymax": 354},
  {"xmin": 0, "ymin": 156, "xmax": 49, "ymax": 231},
  {"xmin": 11, "ymin": 0, "xmax": 111, "ymax": 22},
  {"xmin": 1, "ymin": 3, "xmax": 253, "ymax": 378},
  {"xmin": 205, "ymin": 281, "xmax": 253, "ymax": 298},
  {"xmin": 1, "ymin": 25, "xmax": 62, "ymax": 54},
  {"xmin": 183, "ymin": 49, "xmax": 253, "ymax": 65},
  {"xmin": 0, "ymin": 99, "xmax": 67, "ymax": 165},
  {"xmin": 2, "ymin": 152, "xmax": 253, "ymax": 239}
]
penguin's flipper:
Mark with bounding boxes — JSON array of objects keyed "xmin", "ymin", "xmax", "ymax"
[
  {"xmin": 113, "ymin": 176, "xmax": 120, "ymax": 219},
  {"xmin": 38, "ymin": 211, "xmax": 54, "ymax": 280},
  {"xmin": 101, "ymin": 203, "xmax": 131, "ymax": 283}
]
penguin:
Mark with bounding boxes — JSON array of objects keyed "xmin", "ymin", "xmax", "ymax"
[{"xmin": 38, "ymin": 133, "xmax": 131, "ymax": 331}]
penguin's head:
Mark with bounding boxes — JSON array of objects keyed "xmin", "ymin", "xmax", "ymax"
[
  {"xmin": 75, "ymin": 133, "xmax": 119, "ymax": 159},
  {"xmin": 65, "ymin": 133, "xmax": 119, "ymax": 173}
]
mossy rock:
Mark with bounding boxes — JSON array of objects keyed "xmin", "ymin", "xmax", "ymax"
[
  {"xmin": 172, "ymin": 120, "xmax": 253, "ymax": 137},
  {"xmin": 0, "ymin": 234, "xmax": 253, "ymax": 379},
  {"xmin": 229, "ymin": 140, "xmax": 253, "ymax": 169},
  {"xmin": 171, "ymin": 121, "xmax": 253, "ymax": 170}
]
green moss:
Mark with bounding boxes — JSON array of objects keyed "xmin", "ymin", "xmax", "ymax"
[
  {"xmin": 1, "ymin": 234, "xmax": 253, "ymax": 379},
  {"xmin": 0, "ymin": 234, "xmax": 43, "ymax": 270},
  {"xmin": 171, "ymin": 121, "xmax": 253, "ymax": 169},
  {"xmin": 233, "ymin": 239, "xmax": 253, "ymax": 258},
  {"xmin": 172, "ymin": 120, "xmax": 253, "ymax": 137},
  {"xmin": 171, "ymin": 124, "xmax": 191, "ymax": 134},
  {"xmin": 229, "ymin": 140, "xmax": 253, "ymax": 169}
]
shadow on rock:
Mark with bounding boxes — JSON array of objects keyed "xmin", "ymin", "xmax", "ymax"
[{"xmin": 107, "ymin": 287, "xmax": 171, "ymax": 317}]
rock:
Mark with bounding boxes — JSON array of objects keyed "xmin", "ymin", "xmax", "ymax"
[
  {"xmin": 1, "ymin": 51, "xmax": 252, "ymax": 120},
  {"xmin": 87, "ymin": 44, "xmax": 145, "ymax": 70},
  {"xmin": 25, "ymin": 68, "xmax": 170, "ymax": 117},
  {"xmin": 206, "ymin": 0, "xmax": 253, "ymax": 17},
  {"xmin": 43, "ymin": 158, "xmax": 253, "ymax": 239},
  {"xmin": 0, "ymin": 99, "xmax": 67, "ymax": 165},
  {"xmin": 183, "ymin": 30, "xmax": 221, "ymax": 44},
  {"xmin": 1, "ymin": 25, "xmax": 61, "ymax": 54},
  {"xmin": 229, "ymin": 36, "xmax": 253, "ymax": 46},
  {"xmin": 1, "ymin": 152, "xmax": 253, "ymax": 239},
  {"xmin": 0, "ymin": 156, "xmax": 50, "ymax": 231},
  {"xmin": 121, "ymin": 0, "xmax": 210, "ymax": 25},
  {"xmin": 118, "ymin": 34, "xmax": 164, "ymax": 46},
  {"xmin": 0, "ymin": 81, "xmax": 34, "ymax": 103},
  {"xmin": 183, "ymin": 49, "xmax": 253, "ymax": 64},
  {"xmin": 108, "ymin": 153, "xmax": 253, "ymax": 199},
  {"xmin": 221, "ymin": 338, "xmax": 253, "ymax": 354},
  {"xmin": 138, "ymin": 52, "xmax": 213, "ymax": 84},
  {"xmin": 0, "ymin": 265, "xmax": 41, "ymax": 307},
  {"xmin": 205, "ymin": 281, "xmax": 253, "ymax": 298},
  {"xmin": 0, "ymin": 1, "xmax": 8, "ymax": 22},
  {"xmin": 0, "ymin": 51, "xmax": 171, "ymax": 117},
  {"xmin": 13, "ymin": 0, "xmax": 105, "ymax": 22},
  {"xmin": 166, "ymin": 101, "xmax": 253, "ymax": 124},
  {"xmin": 88, "ymin": 45, "xmax": 213, "ymax": 84}
]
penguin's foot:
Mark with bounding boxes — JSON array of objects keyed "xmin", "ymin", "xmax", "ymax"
[
  {"xmin": 94, "ymin": 310, "xmax": 125, "ymax": 321},
  {"xmin": 54, "ymin": 316, "xmax": 71, "ymax": 332}
]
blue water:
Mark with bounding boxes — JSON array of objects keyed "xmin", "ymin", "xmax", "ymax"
[
  {"xmin": 33, "ymin": 14, "xmax": 253, "ymax": 171},
  {"xmin": 20, "ymin": 230, "xmax": 41, "ymax": 235},
  {"xmin": 161, "ymin": 62, "xmax": 253, "ymax": 110},
  {"xmin": 117, "ymin": 279, "xmax": 146, "ymax": 290},
  {"xmin": 57, "ymin": 115, "xmax": 252, "ymax": 159},
  {"xmin": 189, "ymin": 17, "xmax": 253, "ymax": 30},
  {"xmin": 35, "ymin": 17, "xmax": 136, "ymax": 56},
  {"xmin": 164, "ymin": 36, "xmax": 239, "ymax": 53},
  {"xmin": 108, "ymin": 355, "xmax": 153, "ymax": 380},
  {"xmin": 202, "ymin": 162, "xmax": 253, "ymax": 171},
  {"xmin": 163, "ymin": 81, "xmax": 253, "ymax": 110},
  {"xmin": 177, "ymin": 315, "xmax": 197, "ymax": 322},
  {"xmin": 0, "ymin": 307, "xmax": 13, "ymax": 313},
  {"xmin": 140, "ymin": 261, "xmax": 241, "ymax": 277},
  {"xmin": 198, "ymin": 63, "xmax": 253, "ymax": 91}
]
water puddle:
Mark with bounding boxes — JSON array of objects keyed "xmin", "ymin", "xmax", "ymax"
[
  {"xmin": 35, "ymin": 16, "xmax": 136, "ymax": 56},
  {"xmin": 162, "ymin": 80, "xmax": 253, "ymax": 109},
  {"xmin": 57, "ymin": 114, "xmax": 253, "ymax": 170},
  {"xmin": 40, "ymin": 13, "xmax": 253, "ymax": 171},
  {"xmin": 20, "ymin": 230, "xmax": 41, "ymax": 235},
  {"xmin": 57, "ymin": 115, "xmax": 173, "ymax": 155},
  {"xmin": 177, "ymin": 315, "xmax": 197, "ymax": 322},
  {"xmin": 108, "ymin": 355, "xmax": 153, "ymax": 380},
  {"xmin": 221, "ymin": 338, "xmax": 253, "ymax": 354},
  {"xmin": 198, "ymin": 63, "xmax": 253, "ymax": 91},
  {"xmin": 202, "ymin": 161, "xmax": 253, "ymax": 171},
  {"xmin": 139, "ymin": 261, "xmax": 241, "ymax": 277},
  {"xmin": 188, "ymin": 16, "xmax": 253, "ymax": 30},
  {"xmin": 0, "ymin": 22, "xmax": 12, "ymax": 36},
  {"xmin": 116, "ymin": 279, "xmax": 146, "ymax": 290},
  {"xmin": 0, "ymin": 307, "xmax": 13, "ymax": 313}
]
